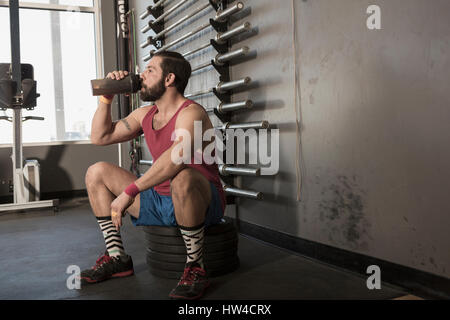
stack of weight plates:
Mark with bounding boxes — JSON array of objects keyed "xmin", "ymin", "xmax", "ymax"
[{"xmin": 143, "ymin": 218, "xmax": 240, "ymax": 279}]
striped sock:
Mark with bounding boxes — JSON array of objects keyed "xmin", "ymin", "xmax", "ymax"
[
  {"xmin": 180, "ymin": 223, "xmax": 205, "ymax": 269},
  {"xmin": 97, "ymin": 217, "xmax": 126, "ymax": 258}
]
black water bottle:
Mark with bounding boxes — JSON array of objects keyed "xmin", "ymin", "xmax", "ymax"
[{"xmin": 91, "ymin": 74, "xmax": 142, "ymax": 96}]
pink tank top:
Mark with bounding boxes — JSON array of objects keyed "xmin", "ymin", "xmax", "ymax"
[{"xmin": 142, "ymin": 100, "xmax": 226, "ymax": 212}]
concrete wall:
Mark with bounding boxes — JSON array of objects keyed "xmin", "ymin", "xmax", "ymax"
[
  {"xmin": 231, "ymin": 0, "xmax": 450, "ymax": 279},
  {"xmin": 0, "ymin": 1, "xmax": 120, "ymax": 199},
  {"xmin": 128, "ymin": 0, "xmax": 450, "ymax": 280}
]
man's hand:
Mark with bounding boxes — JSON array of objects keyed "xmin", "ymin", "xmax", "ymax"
[
  {"xmin": 104, "ymin": 70, "xmax": 129, "ymax": 100},
  {"xmin": 111, "ymin": 192, "xmax": 135, "ymax": 231}
]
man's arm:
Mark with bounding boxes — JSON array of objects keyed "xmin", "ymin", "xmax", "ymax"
[
  {"xmin": 91, "ymin": 106, "xmax": 143, "ymax": 146},
  {"xmin": 133, "ymin": 104, "xmax": 205, "ymax": 191},
  {"xmin": 90, "ymin": 70, "xmax": 143, "ymax": 146}
]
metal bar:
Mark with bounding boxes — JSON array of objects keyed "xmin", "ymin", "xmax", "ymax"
[
  {"xmin": 185, "ymin": 87, "xmax": 214, "ymax": 99},
  {"xmin": 191, "ymin": 46, "xmax": 249, "ymax": 72},
  {"xmin": 186, "ymin": 77, "xmax": 250, "ymax": 98},
  {"xmin": 10, "ymin": 0, "xmax": 23, "ymax": 204},
  {"xmin": 191, "ymin": 60, "xmax": 212, "ymax": 73},
  {"xmin": 223, "ymin": 185, "xmax": 263, "ymax": 200},
  {"xmin": 215, "ymin": 21, "xmax": 251, "ymax": 44},
  {"xmin": 140, "ymin": 160, "xmax": 154, "ymax": 166},
  {"xmin": 219, "ymin": 165, "xmax": 260, "ymax": 177},
  {"xmin": 140, "ymin": 0, "xmax": 167, "ymax": 20},
  {"xmin": 180, "ymin": 2, "xmax": 245, "ymax": 59},
  {"xmin": 142, "ymin": 0, "xmax": 190, "ymax": 33},
  {"xmin": 0, "ymin": 199, "xmax": 59, "ymax": 213},
  {"xmin": 182, "ymin": 42, "xmax": 211, "ymax": 58},
  {"xmin": 215, "ymin": 46, "xmax": 249, "ymax": 64},
  {"xmin": 141, "ymin": 1, "xmax": 212, "ymax": 48},
  {"xmin": 221, "ymin": 121, "xmax": 270, "ymax": 130},
  {"xmin": 217, "ymin": 100, "xmax": 253, "ymax": 113},
  {"xmin": 214, "ymin": 1, "xmax": 244, "ymax": 22},
  {"xmin": 148, "ymin": 22, "xmax": 211, "ymax": 59},
  {"xmin": 216, "ymin": 77, "xmax": 251, "ymax": 93}
]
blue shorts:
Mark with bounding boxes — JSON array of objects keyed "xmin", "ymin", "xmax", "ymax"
[{"xmin": 131, "ymin": 181, "xmax": 224, "ymax": 228}]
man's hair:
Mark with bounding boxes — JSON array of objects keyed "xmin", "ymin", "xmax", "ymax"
[{"xmin": 153, "ymin": 51, "xmax": 192, "ymax": 94}]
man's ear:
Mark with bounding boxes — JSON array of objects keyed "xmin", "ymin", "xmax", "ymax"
[{"xmin": 166, "ymin": 73, "xmax": 176, "ymax": 88}]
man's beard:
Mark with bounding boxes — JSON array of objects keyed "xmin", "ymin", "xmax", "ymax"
[{"xmin": 140, "ymin": 77, "xmax": 166, "ymax": 102}]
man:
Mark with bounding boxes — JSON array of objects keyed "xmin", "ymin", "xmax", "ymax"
[{"xmin": 80, "ymin": 51, "xmax": 226, "ymax": 300}]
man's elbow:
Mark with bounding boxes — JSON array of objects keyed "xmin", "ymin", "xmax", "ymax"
[{"xmin": 91, "ymin": 136, "xmax": 109, "ymax": 146}]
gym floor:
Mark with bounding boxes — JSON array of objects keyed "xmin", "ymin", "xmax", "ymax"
[{"xmin": 0, "ymin": 197, "xmax": 415, "ymax": 300}]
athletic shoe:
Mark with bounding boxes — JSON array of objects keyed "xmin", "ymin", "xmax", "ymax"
[
  {"xmin": 169, "ymin": 262, "xmax": 210, "ymax": 300},
  {"xmin": 79, "ymin": 251, "xmax": 134, "ymax": 284}
]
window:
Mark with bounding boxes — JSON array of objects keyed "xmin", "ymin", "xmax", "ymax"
[{"xmin": 0, "ymin": 0, "xmax": 102, "ymax": 144}]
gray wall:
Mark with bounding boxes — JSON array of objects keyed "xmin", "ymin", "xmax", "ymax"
[
  {"xmin": 0, "ymin": 1, "xmax": 120, "ymax": 198},
  {"xmin": 131, "ymin": 0, "xmax": 450, "ymax": 279},
  {"xmin": 231, "ymin": 0, "xmax": 450, "ymax": 279}
]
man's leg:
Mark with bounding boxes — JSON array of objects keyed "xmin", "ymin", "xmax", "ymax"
[
  {"xmin": 80, "ymin": 161, "xmax": 141, "ymax": 284},
  {"xmin": 169, "ymin": 168, "xmax": 212, "ymax": 300}
]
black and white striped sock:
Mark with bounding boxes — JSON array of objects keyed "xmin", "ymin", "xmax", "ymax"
[
  {"xmin": 97, "ymin": 217, "xmax": 126, "ymax": 258},
  {"xmin": 179, "ymin": 223, "xmax": 205, "ymax": 269}
]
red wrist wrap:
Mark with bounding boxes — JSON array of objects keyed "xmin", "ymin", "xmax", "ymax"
[{"xmin": 124, "ymin": 182, "xmax": 140, "ymax": 198}]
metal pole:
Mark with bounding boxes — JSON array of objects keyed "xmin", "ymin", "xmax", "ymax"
[
  {"xmin": 9, "ymin": 0, "xmax": 24, "ymax": 204},
  {"xmin": 141, "ymin": 0, "xmax": 190, "ymax": 33},
  {"xmin": 223, "ymin": 185, "xmax": 263, "ymax": 200},
  {"xmin": 219, "ymin": 165, "xmax": 260, "ymax": 177},
  {"xmin": 191, "ymin": 46, "xmax": 249, "ymax": 72},
  {"xmin": 214, "ymin": 1, "xmax": 244, "ymax": 22},
  {"xmin": 216, "ymin": 77, "xmax": 251, "ymax": 93},
  {"xmin": 220, "ymin": 121, "xmax": 270, "ymax": 130},
  {"xmin": 185, "ymin": 77, "xmax": 251, "ymax": 98},
  {"xmin": 217, "ymin": 100, "xmax": 253, "ymax": 113},
  {"xmin": 215, "ymin": 22, "xmax": 251, "ymax": 44},
  {"xmin": 146, "ymin": 22, "xmax": 211, "ymax": 60},
  {"xmin": 140, "ymin": 0, "xmax": 167, "ymax": 20},
  {"xmin": 141, "ymin": 1, "xmax": 212, "ymax": 48},
  {"xmin": 139, "ymin": 160, "xmax": 154, "ymax": 166}
]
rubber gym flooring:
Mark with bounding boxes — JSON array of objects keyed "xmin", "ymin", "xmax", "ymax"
[{"xmin": 0, "ymin": 197, "xmax": 412, "ymax": 300}]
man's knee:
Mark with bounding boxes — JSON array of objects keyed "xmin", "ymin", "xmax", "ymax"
[
  {"xmin": 170, "ymin": 169, "xmax": 195, "ymax": 200},
  {"xmin": 85, "ymin": 162, "xmax": 109, "ymax": 187},
  {"xmin": 171, "ymin": 169, "xmax": 211, "ymax": 200}
]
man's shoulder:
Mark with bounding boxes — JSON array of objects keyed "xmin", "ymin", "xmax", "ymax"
[{"xmin": 179, "ymin": 101, "xmax": 206, "ymax": 118}]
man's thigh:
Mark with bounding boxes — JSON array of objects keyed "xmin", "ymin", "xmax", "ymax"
[{"xmin": 95, "ymin": 162, "xmax": 141, "ymax": 219}]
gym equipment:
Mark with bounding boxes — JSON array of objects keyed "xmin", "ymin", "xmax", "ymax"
[
  {"xmin": 140, "ymin": 0, "xmax": 167, "ymax": 20},
  {"xmin": 144, "ymin": 21, "xmax": 251, "ymax": 61},
  {"xmin": 141, "ymin": 1, "xmax": 214, "ymax": 44},
  {"xmin": 218, "ymin": 120, "xmax": 270, "ymax": 130},
  {"xmin": 191, "ymin": 46, "xmax": 249, "ymax": 73},
  {"xmin": 223, "ymin": 185, "xmax": 263, "ymax": 200},
  {"xmin": 185, "ymin": 77, "xmax": 251, "ymax": 99},
  {"xmin": 0, "ymin": 0, "xmax": 58, "ymax": 213},
  {"xmin": 141, "ymin": 0, "xmax": 192, "ymax": 34},
  {"xmin": 206, "ymin": 100, "xmax": 253, "ymax": 114},
  {"xmin": 91, "ymin": 74, "xmax": 142, "ymax": 96},
  {"xmin": 219, "ymin": 165, "xmax": 260, "ymax": 177},
  {"xmin": 143, "ymin": 218, "xmax": 240, "ymax": 279}
]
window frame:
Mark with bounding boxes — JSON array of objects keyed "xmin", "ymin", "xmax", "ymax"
[{"xmin": 0, "ymin": 0, "xmax": 104, "ymax": 147}]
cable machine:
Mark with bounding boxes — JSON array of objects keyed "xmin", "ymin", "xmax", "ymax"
[{"xmin": 0, "ymin": 0, "xmax": 59, "ymax": 213}]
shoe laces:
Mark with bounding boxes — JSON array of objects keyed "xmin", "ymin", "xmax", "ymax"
[
  {"xmin": 93, "ymin": 253, "xmax": 112, "ymax": 270},
  {"xmin": 179, "ymin": 266, "xmax": 205, "ymax": 285}
]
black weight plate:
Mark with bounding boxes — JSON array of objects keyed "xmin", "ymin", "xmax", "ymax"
[
  {"xmin": 147, "ymin": 255, "xmax": 239, "ymax": 272},
  {"xmin": 148, "ymin": 258, "xmax": 240, "ymax": 280},
  {"xmin": 147, "ymin": 238, "xmax": 238, "ymax": 255},
  {"xmin": 142, "ymin": 217, "xmax": 235, "ymax": 237},
  {"xmin": 145, "ymin": 229, "xmax": 238, "ymax": 246},
  {"xmin": 147, "ymin": 246, "xmax": 238, "ymax": 264}
]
